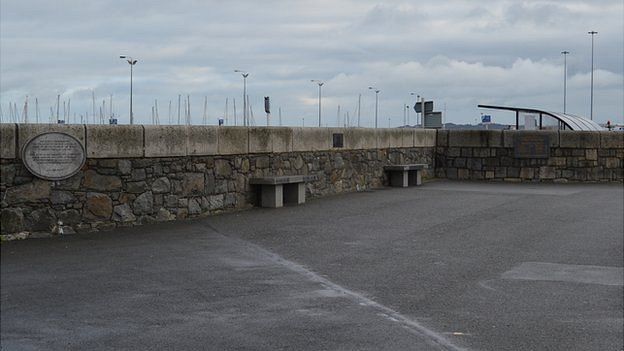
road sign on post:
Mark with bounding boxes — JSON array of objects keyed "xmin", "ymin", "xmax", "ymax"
[
  {"xmin": 414, "ymin": 101, "xmax": 433, "ymax": 113},
  {"xmin": 264, "ymin": 97, "xmax": 271, "ymax": 126},
  {"xmin": 264, "ymin": 97, "xmax": 270, "ymax": 114}
]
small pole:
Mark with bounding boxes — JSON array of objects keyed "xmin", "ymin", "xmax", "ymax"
[
  {"xmin": 588, "ymin": 31, "xmax": 597, "ymax": 120},
  {"xmin": 357, "ymin": 94, "xmax": 361, "ymax": 127},
  {"xmin": 561, "ymin": 51, "xmax": 569, "ymax": 113},
  {"xmin": 233, "ymin": 98, "xmax": 237, "ymax": 126},
  {"xmin": 403, "ymin": 102, "xmax": 407, "ymax": 126},
  {"xmin": 177, "ymin": 94, "xmax": 181, "ymax": 125}
]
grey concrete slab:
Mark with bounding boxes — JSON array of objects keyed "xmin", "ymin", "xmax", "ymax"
[
  {"xmin": 502, "ymin": 262, "xmax": 623, "ymax": 286},
  {"xmin": 2, "ymin": 180, "xmax": 623, "ymax": 351}
]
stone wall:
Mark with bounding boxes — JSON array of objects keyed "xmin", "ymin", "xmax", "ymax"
[
  {"xmin": 2, "ymin": 124, "xmax": 622, "ymax": 238},
  {"xmin": 435, "ymin": 130, "xmax": 623, "ymax": 182},
  {"xmin": 0, "ymin": 124, "xmax": 435, "ymax": 237}
]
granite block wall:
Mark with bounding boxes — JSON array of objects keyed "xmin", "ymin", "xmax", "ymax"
[{"xmin": 435, "ymin": 130, "xmax": 623, "ymax": 182}]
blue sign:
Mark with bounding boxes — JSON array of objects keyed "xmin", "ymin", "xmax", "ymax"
[{"xmin": 481, "ymin": 115, "xmax": 491, "ymax": 123}]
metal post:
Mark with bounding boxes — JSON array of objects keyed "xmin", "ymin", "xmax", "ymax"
[
  {"xmin": 406, "ymin": 105, "xmax": 410, "ymax": 125},
  {"xmin": 588, "ymin": 31, "xmax": 597, "ymax": 120},
  {"xmin": 311, "ymin": 80, "xmax": 324, "ymax": 127},
  {"xmin": 403, "ymin": 102, "xmax": 406, "ymax": 126},
  {"xmin": 129, "ymin": 63, "xmax": 133, "ymax": 125},
  {"xmin": 318, "ymin": 83, "xmax": 322, "ymax": 127},
  {"xmin": 120, "ymin": 55, "xmax": 137, "ymax": 124},
  {"xmin": 357, "ymin": 94, "xmax": 361, "ymax": 127},
  {"xmin": 561, "ymin": 51, "xmax": 569, "ymax": 113},
  {"xmin": 234, "ymin": 70, "xmax": 249, "ymax": 126},
  {"xmin": 375, "ymin": 92, "xmax": 378, "ymax": 128},
  {"xmin": 369, "ymin": 87, "xmax": 380, "ymax": 128},
  {"xmin": 243, "ymin": 75, "xmax": 247, "ymax": 126},
  {"xmin": 421, "ymin": 97, "xmax": 425, "ymax": 129}
]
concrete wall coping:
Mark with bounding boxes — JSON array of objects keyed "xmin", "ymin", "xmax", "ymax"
[
  {"xmin": 0, "ymin": 124, "xmax": 441, "ymax": 159},
  {"xmin": 439, "ymin": 129, "xmax": 613, "ymax": 149},
  {"xmin": 2, "ymin": 124, "xmax": 619, "ymax": 160}
]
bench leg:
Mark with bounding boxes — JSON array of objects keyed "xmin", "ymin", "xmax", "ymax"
[
  {"xmin": 284, "ymin": 183, "xmax": 305, "ymax": 205},
  {"xmin": 408, "ymin": 170, "xmax": 422, "ymax": 186},
  {"xmin": 390, "ymin": 171, "xmax": 409, "ymax": 187},
  {"xmin": 260, "ymin": 184, "xmax": 283, "ymax": 208}
]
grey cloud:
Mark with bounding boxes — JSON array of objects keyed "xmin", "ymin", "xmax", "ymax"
[{"xmin": 1, "ymin": 0, "xmax": 622, "ymax": 125}]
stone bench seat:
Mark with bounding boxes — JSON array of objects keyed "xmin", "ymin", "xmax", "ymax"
[
  {"xmin": 384, "ymin": 164, "xmax": 428, "ymax": 187},
  {"xmin": 250, "ymin": 175, "xmax": 318, "ymax": 208}
]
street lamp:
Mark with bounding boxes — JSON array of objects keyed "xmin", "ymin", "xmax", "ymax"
[
  {"xmin": 561, "ymin": 51, "xmax": 570, "ymax": 113},
  {"xmin": 234, "ymin": 70, "xmax": 249, "ymax": 126},
  {"xmin": 368, "ymin": 86, "xmax": 380, "ymax": 128},
  {"xmin": 119, "ymin": 55, "xmax": 138, "ymax": 124},
  {"xmin": 409, "ymin": 92, "xmax": 417, "ymax": 125},
  {"xmin": 588, "ymin": 31, "xmax": 598, "ymax": 120},
  {"xmin": 311, "ymin": 80, "xmax": 324, "ymax": 127}
]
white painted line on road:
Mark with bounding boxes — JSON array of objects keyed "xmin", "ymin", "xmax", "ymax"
[
  {"xmin": 502, "ymin": 262, "xmax": 624, "ymax": 286},
  {"xmin": 204, "ymin": 223, "xmax": 469, "ymax": 351}
]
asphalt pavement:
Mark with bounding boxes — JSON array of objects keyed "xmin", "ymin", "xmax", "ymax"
[{"xmin": 2, "ymin": 180, "xmax": 623, "ymax": 350}]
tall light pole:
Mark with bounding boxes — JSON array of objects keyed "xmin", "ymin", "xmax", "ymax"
[
  {"xmin": 588, "ymin": 31, "xmax": 597, "ymax": 120},
  {"xmin": 368, "ymin": 86, "xmax": 380, "ymax": 128},
  {"xmin": 120, "ymin": 55, "xmax": 138, "ymax": 124},
  {"xmin": 311, "ymin": 80, "xmax": 324, "ymax": 127},
  {"xmin": 234, "ymin": 70, "xmax": 249, "ymax": 126},
  {"xmin": 409, "ymin": 92, "xmax": 417, "ymax": 126},
  {"xmin": 561, "ymin": 51, "xmax": 570, "ymax": 113}
]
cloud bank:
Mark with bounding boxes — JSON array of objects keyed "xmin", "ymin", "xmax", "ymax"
[{"xmin": 1, "ymin": 0, "xmax": 622, "ymax": 125}]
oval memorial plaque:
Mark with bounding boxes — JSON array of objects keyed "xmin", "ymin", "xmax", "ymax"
[{"xmin": 21, "ymin": 132, "xmax": 86, "ymax": 181}]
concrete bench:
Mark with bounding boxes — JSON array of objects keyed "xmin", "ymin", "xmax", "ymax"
[
  {"xmin": 384, "ymin": 164, "xmax": 428, "ymax": 187},
  {"xmin": 250, "ymin": 175, "xmax": 318, "ymax": 208}
]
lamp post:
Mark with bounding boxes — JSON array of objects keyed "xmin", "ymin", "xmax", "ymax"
[
  {"xmin": 311, "ymin": 80, "xmax": 324, "ymax": 127},
  {"xmin": 119, "ymin": 55, "xmax": 137, "ymax": 124},
  {"xmin": 588, "ymin": 31, "xmax": 597, "ymax": 120},
  {"xmin": 234, "ymin": 70, "xmax": 249, "ymax": 126},
  {"xmin": 561, "ymin": 51, "xmax": 570, "ymax": 113},
  {"xmin": 409, "ymin": 92, "xmax": 417, "ymax": 126},
  {"xmin": 368, "ymin": 87, "xmax": 380, "ymax": 128}
]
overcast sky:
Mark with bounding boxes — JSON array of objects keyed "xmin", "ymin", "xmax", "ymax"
[{"xmin": 1, "ymin": 0, "xmax": 622, "ymax": 126}]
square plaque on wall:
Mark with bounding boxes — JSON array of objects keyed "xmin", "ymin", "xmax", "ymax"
[
  {"xmin": 332, "ymin": 133, "xmax": 344, "ymax": 148},
  {"xmin": 513, "ymin": 134, "xmax": 550, "ymax": 158}
]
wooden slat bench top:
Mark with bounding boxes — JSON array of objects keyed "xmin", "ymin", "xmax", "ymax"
[
  {"xmin": 384, "ymin": 164, "xmax": 428, "ymax": 171},
  {"xmin": 249, "ymin": 175, "xmax": 318, "ymax": 185}
]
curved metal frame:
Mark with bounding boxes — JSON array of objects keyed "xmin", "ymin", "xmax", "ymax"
[{"xmin": 477, "ymin": 105, "xmax": 603, "ymax": 131}]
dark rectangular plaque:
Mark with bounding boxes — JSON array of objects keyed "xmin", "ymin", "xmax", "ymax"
[
  {"xmin": 513, "ymin": 134, "xmax": 550, "ymax": 158},
  {"xmin": 332, "ymin": 133, "xmax": 344, "ymax": 148}
]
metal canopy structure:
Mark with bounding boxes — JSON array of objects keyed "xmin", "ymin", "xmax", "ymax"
[{"xmin": 478, "ymin": 105, "xmax": 604, "ymax": 131}]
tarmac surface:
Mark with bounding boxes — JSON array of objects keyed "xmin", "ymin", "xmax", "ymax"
[{"xmin": 2, "ymin": 180, "xmax": 623, "ymax": 350}]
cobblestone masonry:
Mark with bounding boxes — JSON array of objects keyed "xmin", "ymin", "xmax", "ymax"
[
  {"xmin": 0, "ymin": 148, "xmax": 433, "ymax": 237},
  {"xmin": 1, "ymin": 125, "xmax": 622, "ymax": 239}
]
